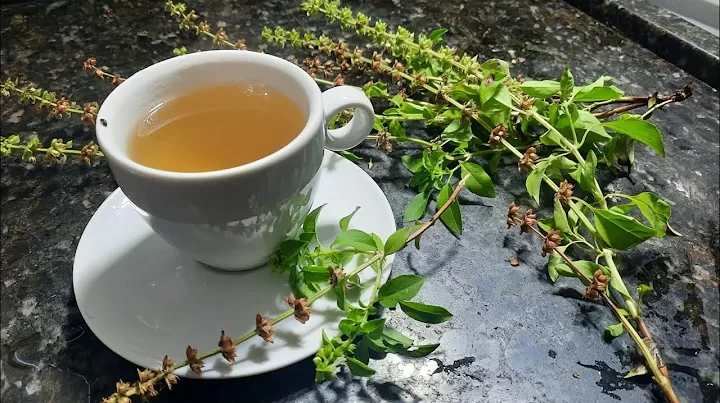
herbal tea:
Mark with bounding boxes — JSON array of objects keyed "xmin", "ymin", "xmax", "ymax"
[{"xmin": 129, "ymin": 83, "xmax": 305, "ymax": 172}]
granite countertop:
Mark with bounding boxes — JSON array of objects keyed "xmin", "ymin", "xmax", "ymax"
[{"xmin": 1, "ymin": 0, "xmax": 718, "ymax": 402}]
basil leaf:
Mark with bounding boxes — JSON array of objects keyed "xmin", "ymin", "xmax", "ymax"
[
  {"xmin": 383, "ymin": 328, "xmax": 414, "ymax": 348},
  {"xmin": 378, "ymin": 275, "xmax": 425, "ymax": 308},
  {"xmin": 361, "ymin": 318, "xmax": 386, "ymax": 337},
  {"xmin": 605, "ymin": 323, "xmax": 624, "ymax": 338},
  {"xmin": 404, "ymin": 191, "xmax": 430, "ymax": 222},
  {"xmin": 437, "ymin": 183, "xmax": 462, "ymax": 235},
  {"xmin": 303, "ymin": 204, "xmax": 325, "ymax": 233},
  {"xmin": 526, "ymin": 160, "xmax": 549, "ymax": 204},
  {"xmin": 384, "ymin": 226, "xmax": 415, "ymax": 255},
  {"xmin": 339, "ymin": 206, "xmax": 360, "ymax": 231},
  {"xmin": 553, "ymin": 200, "xmax": 571, "ymax": 235},
  {"xmin": 334, "ymin": 229, "xmax": 378, "ymax": 252},
  {"xmin": 603, "ymin": 118, "xmax": 665, "ymax": 157},
  {"xmin": 346, "ymin": 357, "xmax": 376, "ymax": 376},
  {"xmin": 593, "ymin": 208, "xmax": 657, "ymax": 250},
  {"xmin": 459, "ymin": 161, "xmax": 495, "ymax": 197},
  {"xmin": 519, "ymin": 80, "xmax": 561, "ymax": 98},
  {"xmin": 399, "ymin": 301, "xmax": 453, "ymax": 324},
  {"xmin": 559, "ymin": 65, "xmax": 574, "ymax": 101},
  {"xmin": 389, "ymin": 343, "xmax": 440, "ymax": 358}
]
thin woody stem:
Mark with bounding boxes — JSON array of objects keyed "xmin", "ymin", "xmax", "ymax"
[
  {"xmin": 517, "ymin": 219, "xmax": 678, "ymax": 403},
  {"xmin": 3, "ymin": 143, "xmax": 105, "ymax": 157},
  {"xmin": 1, "ymin": 85, "xmax": 84, "ymax": 115},
  {"xmin": 407, "ymin": 174, "xmax": 469, "ymax": 243}
]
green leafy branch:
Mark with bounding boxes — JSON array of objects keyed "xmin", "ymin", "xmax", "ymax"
[
  {"xmin": 103, "ymin": 178, "xmax": 467, "ymax": 402},
  {"xmin": 1, "ymin": 134, "xmax": 103, "ymax": 166}
]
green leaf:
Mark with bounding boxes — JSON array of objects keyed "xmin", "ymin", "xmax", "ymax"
[
  {"xmin": 480, "ymin": 82, "xmax": 512, "ymax": 126},
  {"xmin": 389, "ymin": 343, "xmax": 440, "ymax": 358},
  {"xmin": 603, "ymin": 118, "xmax": 665, "ymax": 157},
  {"xmin": 519, "ymin": 80, "xmax": 561, "ymax": 98},
  {"xmin": 339, "ymin": 318, "xmax": 358, "ymax": 336},
  {"xmin": 384, "ymin": 226, "xmax": 415, "ymax": 255},
  {"xmin": 459, "ymin": 161, "xmax": 495, "ymax": 197},
  {"xmin": 398, "ymin": 102, "xmax": 427, "ymax": 119},
  {"xmin": 574, "ymin": 86, "xmax": 624, "ymax": 102},
  {"xmin": 480, "ymin": 59, "xmax": 510, "ymax": 80},
  {"xmin": 389, "ymin": 120, "xmax": 407, "ymax": 139},
  {"xmin": 525, "ymin": 160, "xmax": 549, "ymax": 204},
  {"xmin": 363, "ymin": 81, "xmax": 389, "ymax": 98},
  {"xmin": 404, "ymin": 191, "xmax": 430, "ymax": 222},
  {"xmin": 339, "ymin": 150, "xmax": 363, "ymax": 162},
  {"xmin": 333, "ymin": 281, "xmax": 347, "ymax": 310},
  {"xmin": 557, "ymin": 110, "xmax": 611, "ymax": 144},
  {"xmin": 553, "ymin": 200, "xmax": 571, "ymax": 235},
  {"xmin": 593, "ymin": 209, "xmax": 657, "ymax": 250},
  {"xmin": 301, "ymin": 265, "xmax": 331, "ymax": 283},
  {"xmin": 371, "ymin": 233, "xmax": 385, "ymax": 253},
  {"xmin": 303, "ymin": 205, "xmax": 325, "ymax": 233},
  {"xmin": 334, "ymin": 229, "xmax": 378, "ymax": 252},
  {"xmin": 547, "ymin": 247, "xmax": 566, "ymax": 282},
  {"xmin": 429, "ymin": 28, "xmax": 448, "ymax": 44},
  {"xmin": 378, "ymin": 275, "xmax": 425, "ymax": 308},
  {"xmin": 609, "ymin": 272, "xmax": 632, "ymax": 300},
  {"xmin": 569, "ymin": 151, "xmax": 597, "ymax": 193},
  {"xmin": 574, "ymin": 261, "xmax": 606, "ymax": 282},
  {"xmin": 619, "ymin": 192, "xmax": 672, "ymax": 236},
  {"xmin": 572, "ymin": 76, "xmax": 624, "ymax": 102},
  {"xmin": 382, "ymin": 328, "xmax": 413, "ymax": 348},
  {"xmin": 355, "ymin": 339, "xmax": 370, "ymax": 364},
  {"xmin": 401, "ymin": 155, "xmax": 423, "ymax": 173},
  {"xmin": 399, "ymin": 301, "xmax": 453, "ymax": 324},
  {"xmin": 441, "ymin": 119, "xmax": 473, "ymax": 142},
  {"xmin": 559, "ymin": 65, "xmax": 574, "ymax": 101},
  {"xmin": 436, "ymin": 183, "xmax": 462, "ymax": 235},
  {"xmin": 637, "ymin": 284, "xmax": 653, "ymax": 300},
  {"xmin": 339, "ymin": 207, "xmax": 361, "ymax": 231},
  {"xmin": 539, "ymin": 130, "xmax": 565, "ymax": 146},
  {"xmin": 346, "ymin": 357, "xmax": 376, "ymax": 376},
  {"xmin": 605, "ymin": 323, "xmax": 624, "ymax": 338},
  {"xmin": 361, "ymin": 318, "xmax": 386, "ymax": 337}
]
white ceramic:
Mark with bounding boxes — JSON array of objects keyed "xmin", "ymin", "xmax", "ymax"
[
  {"xmin": 73, "ymin": 151, "xmax": 396, "ymax": 378},
  {"xmin": 95, "ymin": 50, "xmax": 375, "ymax": 271}
]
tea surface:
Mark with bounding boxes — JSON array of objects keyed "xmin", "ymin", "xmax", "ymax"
[{"xmin": 129, "ymin": 83, "xmax": 305, "ymax": 172}]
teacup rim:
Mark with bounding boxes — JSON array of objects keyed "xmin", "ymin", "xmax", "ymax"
[{"xmin": 95, "ymin": 50, "xmax": 323, "ymax": 181}]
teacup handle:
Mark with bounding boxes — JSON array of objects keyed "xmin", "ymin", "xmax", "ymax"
[{"xmin": 322, "ymin": 86, "xmax": 375, "ymax": 151}]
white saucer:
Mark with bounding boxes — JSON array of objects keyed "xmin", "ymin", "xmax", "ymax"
[{"xmin": 73, "ymin": 151, "xmax": 396, "ymax": 379}]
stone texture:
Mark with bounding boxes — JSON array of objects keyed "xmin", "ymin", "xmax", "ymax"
[{"xmin": 1, "ymin": 0, "xmax": 718, "ymax": 402}]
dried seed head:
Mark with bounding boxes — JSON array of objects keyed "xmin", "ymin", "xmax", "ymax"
[
  {"xmin": 328, "ymin": 267, "xmax": 345, "ymax": 286},
  {"xmin": 375, "ymin": 130, "xmax": 393, "ymax": 153},
  {"xmin": 255, "ymin": 314, "xmax": 275, "ymax": 343},
  {"xmin": 94, "ymin": 68, "xmax": 105, "ymax": 79},
  {"xmin": 335, "ymin": 41, "xmax": 349, "ymax": 56},
  {"xmin": 333, "ymin": 74, "xmax": 345, "ymax": 87},
  {"xmin": 218, "ymin": 330, "xmax": 237, "ymax": 362},
  {"xmin": 414, "ymin": 74, "xmax": 428, "ymax": 87},
  {"xmin": 353, "ymin": 47, "xmax": 363, "ymax": 59},
  {"xmin": 185, "ymin": 346, "xmax": 205, "ymax": 375},
  {"xmin": 324, "ymin": 60, "xmax": 334, "ymax": 77},
  {"xmin": 116, "ymin": 381, "xmax": 131, "ymax": 396},
  {"xmin": 111, "ymin": 74, "xmax": 125, "ymax": 86},
  {"xmin": 520, "ymin": 209, "xmax": 537, "ymax": 234},
  {"xmin": 313, "ymin": 56, "xmax": 322, "ymax": 69},
  {"xmin": 213, "ymin": 28, "xmax": 228, "ymax": 46},
  {"xmin": 53, "ymin": 97, "xmax": 70, "ymax": 117},
  {"xmin": 235, "ymin": 39, "xmax": 247, "ymax": 50},
  {"xmin": 284, "ymin": 293, "xmax": 312, "ymax": 324},
  {"xmin": 520, "ymin": 96, "xmax": 536, "ymax": 110},
  {"xmin": 583, "ymin": 269, "xmax": 610, "ymax": 299},
  {"xmin": 461, "ymin": 101, "xmax": 476, "ymax": 121},
  {"xmin": 397, "ymin": 89, "xmax": 408, "ymax": 101},
  {"xmin": 137, "ymin": 369, "xmax": 154, "ymax": 383},
  {"xmin": 198, "ymin": 21, "xmax": 210, "ymax": 33},
  {"xmin": 555, "ymin": 180, "xmax": 574, "ymax": 204},
  {"xmin": 518, "ymin": 146, "xmax": 538, "ymax": 173},
  {"xmin": 81, "ymin": 102, "xmax": 98, "ymax": 125},
  {"xmin": 372, "ymin": 51, "xmax": 382, "ymax": 62},
  {"xmin": 488, "ymin": 124, "xmax": 508, "ymax": 148},
  {"xmin": 542, "ymin": 230, "xmax": 562, "ymax": 257},
  {"xmin": 506, "ymin": 201, "xmax": 520, "ymax": 229},
  {"xmin": 435, "ymin": 86, "xmax": 450, "ymax": 104},
  {"xmin": 83, "ymin": 57, "xmax": 97, "ymax": 71}
]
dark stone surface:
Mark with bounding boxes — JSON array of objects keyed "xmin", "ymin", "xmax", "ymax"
[
  {"xmin": 566, "ymin": 0, "xmax": 720, "ymax": 90},
  {"xmin": 1, "ymin": 0, "xmax": 718, "ymax": 402}
]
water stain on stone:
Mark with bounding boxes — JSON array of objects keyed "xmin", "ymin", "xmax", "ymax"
[
  {"xmin": 430, "ymin": 356, "xmax": 476, "ymax": 374},
  {"xmin": 577, "ymin": 360, "xmax": 637, "ymax": 401}
]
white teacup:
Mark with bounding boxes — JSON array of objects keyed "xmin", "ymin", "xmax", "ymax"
[{"xmin": 96, "ymin": 50, "xmax": 375, "ymax": 271}]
